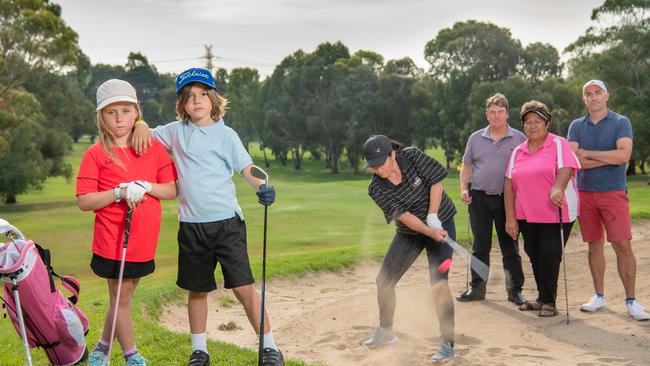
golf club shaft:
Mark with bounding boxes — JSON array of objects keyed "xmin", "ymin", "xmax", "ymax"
[
  {"xmin": 12, "ymin": 278, "xmax": 33, "ymax": 366},
  {"xmin": 107, "ymin": 208, "xmax": 133, "ymax": 365},
  {"xmin": 559, "ymin": 207, "xmax": 569, "ymax": 323},
  {"xmin": 445, "ymin": 237, "xmax": 489, "ymax": 282},
  {"xmin": 466, "ymin": 206, "xmax": 471, "ymax": 291},
  {"xmin": 258, "ymin": 205, "xmax": 268, "ymax": 366}
]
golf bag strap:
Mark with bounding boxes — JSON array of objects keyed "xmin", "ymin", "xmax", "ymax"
[
  {"xmin": 34, "ymin": 243, "xmax": 81, "ymax": 304},
  {"xmin": 60, "ymin": 276, "xmax": 80, "ymax": 305},
  {"xmin": 34, "ymin": 243, "xmax": 57, "ymax": 293}
]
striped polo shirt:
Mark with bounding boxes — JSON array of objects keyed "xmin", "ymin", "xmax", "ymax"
[{"xmin": 368, "ymin": 147, "xmax": 456, "ymax": 234}]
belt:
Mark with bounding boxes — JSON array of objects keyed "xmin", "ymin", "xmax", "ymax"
[{"xmin": 472, "ymin": 189, "xmax": 503, "ymax": 197}]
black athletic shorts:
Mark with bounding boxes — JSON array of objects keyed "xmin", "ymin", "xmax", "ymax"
[
  {"xmin": 90, "ymin": 254, "xmax": 155, "ymax": 279},
  {"xmin": 177, "ymin": 217, "xmax": 254, "ymax": 292}
]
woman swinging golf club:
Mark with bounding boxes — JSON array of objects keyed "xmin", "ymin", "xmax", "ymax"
[{"xmin": 361, "ymin": 135, "xmax": 457, "ymax": 363}]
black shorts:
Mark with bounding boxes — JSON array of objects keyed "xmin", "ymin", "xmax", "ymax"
[
  {"xmin": 90, "ymin": 254, "xmax": 155, "ymax": 279},
  {"xmin": 177, "ymin": 217, "xmax": 254, "ymax": 292}
]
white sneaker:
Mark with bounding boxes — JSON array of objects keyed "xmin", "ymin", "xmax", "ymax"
[
  {"xmin": 362, "ymin": 327, "xmax": 397, "ymax": 349},
  {"xmin": 581, "ymin": 295, "xmax": 607, "ymax": 312},
  {"xmin": 431, "ymin": 342, "xmax": 455, "ymax": 363},
  {"xmin": 627, "ymin": 301, "xmax": 650, "ymax": 321}
]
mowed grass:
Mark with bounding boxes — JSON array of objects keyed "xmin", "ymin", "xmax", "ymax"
[{"xmin": 2, "ymin": 138, "xmax": 649, "ymax": 365}]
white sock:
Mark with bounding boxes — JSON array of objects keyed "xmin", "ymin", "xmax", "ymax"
[
  {"xmin": 262, "ymin": 331, "xmax": 278, "ymax": 351},
  {"xmin": 191, "ymin": 333, "xmax": 208, "ymax": 353}
]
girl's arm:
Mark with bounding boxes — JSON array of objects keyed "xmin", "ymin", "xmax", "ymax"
[
  {"xmin": 148, "ymin": 181, "xmax": 178, "ymax": 200},
  {"xmin": 77, "ymin": 189, "xmax": 121, "ymax": 211}
]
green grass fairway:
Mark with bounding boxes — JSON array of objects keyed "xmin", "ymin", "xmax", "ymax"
[{"xmin": 1, "ymin": 139, "xmax": 648, "ymax": 365}]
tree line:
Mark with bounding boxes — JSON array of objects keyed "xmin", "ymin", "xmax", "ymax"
[{"xmin": 1, "ymin": 0, "xmax": 648, "ymax": 203}]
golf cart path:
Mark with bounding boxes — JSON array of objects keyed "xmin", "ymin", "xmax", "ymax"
[{"xmin": 161, "ymin": 222, "xmax": 650, "ymax": 365}]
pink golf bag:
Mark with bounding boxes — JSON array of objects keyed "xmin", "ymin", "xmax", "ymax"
[{"xmin": 1, "ymin": 219, "xmax": 89, "ymax": 366}]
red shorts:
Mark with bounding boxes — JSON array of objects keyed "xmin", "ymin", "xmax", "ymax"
[{"xmin": 578, "ymin": 190, "xmax": 632, "ymax": 243}]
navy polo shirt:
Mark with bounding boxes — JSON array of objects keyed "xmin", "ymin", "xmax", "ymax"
[{"xmin": 567, "ymin": 110, "xmax": 633, "ymax": 192}]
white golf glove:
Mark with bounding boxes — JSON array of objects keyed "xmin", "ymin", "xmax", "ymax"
[
  {"xmin": 426, "ymin": 213, "xmax": 443, "ymax": 229},
  {"xmin": 124, "ymin": 180, "xmax": 152, "ymax": 203}
]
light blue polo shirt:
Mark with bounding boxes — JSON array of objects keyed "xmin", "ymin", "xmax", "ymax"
[
  {"xmin": 152, "ymin": 119, "xmax": 253, "ymax": 223},
  {"xmin": 567, "ymin": 110, "xmax": 633, "ymax": 192}
]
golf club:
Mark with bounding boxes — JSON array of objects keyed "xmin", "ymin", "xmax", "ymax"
[
  {"xmin": 558, "ymin": 207, "xmax": 570, "ymax": 325},
  {"xmin": 107, "ymin": 208, "xmax": 133, "ymax": 365},
  {"xmin": 250, "ymin": 165, "xmax": 269, "ymax": 366},
  {"xmin": 466, "ymin": 206, "xmax": 472, "ymax": 292},
  {"xmin": 445, "ymin": 237, "xmax": 489, "ymax": 282}
]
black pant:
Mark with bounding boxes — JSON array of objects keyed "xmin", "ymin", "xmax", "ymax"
[
  {"xmin": 468, "ymin": 190, "xmax": 524, "ymax": 293},
  {"xmin": 518, "ymin": 220, "xmax": 574, "ymax": 305},
  {"xmin": 376, "ymin": 218, "xmax": 455, "ymax": 344}
]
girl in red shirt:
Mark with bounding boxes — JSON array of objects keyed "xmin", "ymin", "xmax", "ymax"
[{"xmin": 76, "ymin": 79, "xmax": 177, "ymax": 366}]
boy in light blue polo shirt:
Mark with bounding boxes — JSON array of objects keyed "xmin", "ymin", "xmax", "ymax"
[{"xmin": 133, "ymin": 68, "xmax": 284, "ymax": 366}]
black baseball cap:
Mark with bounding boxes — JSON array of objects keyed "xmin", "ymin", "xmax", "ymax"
[{"xmin": 363, "ymin": 135, "xmax": 392, "ymax": 169}]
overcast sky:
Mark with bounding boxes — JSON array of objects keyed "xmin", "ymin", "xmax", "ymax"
[{"xmin": 55, "ymin": 0, "xmax": 604, "ymax": 77}]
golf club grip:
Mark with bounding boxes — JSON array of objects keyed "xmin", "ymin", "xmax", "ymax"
[
  {"xmin": 445, "ymin": 237, "xmax": 489, "ymax": 281},
  {"xmin": 123, "ymin": 209, "xmax": 133, "ymax": 249}
]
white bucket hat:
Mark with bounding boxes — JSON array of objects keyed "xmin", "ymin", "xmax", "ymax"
[{"xmin": 96, "ymin": 79, "xmax": 138, "ymax": 111}]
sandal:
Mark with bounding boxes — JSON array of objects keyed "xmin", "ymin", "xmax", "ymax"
[
  {"xmin": 519, "ymin": 301, "xmax": 542, "ymax": 311},
  {"xmin": 538, "ymin": 304, "xmax": 558, "ymax": 317}
]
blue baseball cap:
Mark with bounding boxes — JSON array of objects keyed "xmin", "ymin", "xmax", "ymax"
[{"xmin": 175, "ymin": 68, "xmax": 217, "ymax": 95}]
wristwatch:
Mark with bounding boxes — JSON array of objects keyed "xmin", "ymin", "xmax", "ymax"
[{"xmin": 113, "ymin": 185, "xmax": 122, "ymax": 202}]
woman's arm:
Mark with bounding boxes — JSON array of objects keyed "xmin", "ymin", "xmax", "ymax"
[
  {"xmin": 504, "ymin": 178, "xmax": 518, "ymax": 240},
  {"xmin": 549, "ymin": 167, "xmax": 573, "ymax": 208},
  {"xmin": 398, "ymin": 212, "xmax": 447, "ymax": 242},
  {"xmin": 428, "ymin": 182, "xmax": 443, "ymax": 214}
]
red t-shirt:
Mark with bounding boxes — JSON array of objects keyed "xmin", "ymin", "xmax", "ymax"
[{"xmin": 76, "ymin": 141, "xmax": 177, "ymax": 261}]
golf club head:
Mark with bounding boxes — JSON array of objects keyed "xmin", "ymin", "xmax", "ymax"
[
  {"xmin": 250, "ymin": 165, "xmax": 269, "ymax": 185},
  {"xmin": 560, "ymin": 317, "xmax": 570, "ymax": 325}
]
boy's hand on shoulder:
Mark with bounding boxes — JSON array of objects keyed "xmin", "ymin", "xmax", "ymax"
[
  {"xmin": 132, "ymin": 119, "xmax": 152, "ymax": 155},
  {"xmin": 256, "ymin": 184, "xmax": 275, "ymax": 206}
]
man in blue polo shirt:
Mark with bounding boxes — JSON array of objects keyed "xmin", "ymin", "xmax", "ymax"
[{"xmin": 568, "ymin": 79, "xmax": 649, "ymax": 321}]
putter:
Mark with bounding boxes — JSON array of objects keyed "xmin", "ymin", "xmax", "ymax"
[
  {"xmin": 107, "ymin": 208, "xmax": 133, "ymax": 365},
  {"xmin": 250, "ymin": 165, "xmax": 270, "ymax": 366},
  {"xmin": 558, "ymin": 207, "xmax": 570, "ymax": 325}
]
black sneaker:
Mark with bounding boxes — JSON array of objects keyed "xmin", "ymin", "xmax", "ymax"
[
  {"xmin": 507, "ymin": 291, "xmax": 526, "ymax": 306},
  {"xmin": 188, "ymin": 350, "xmax": 210, "ymax": 366},
  {"xmin": 262, "ymin": 348, "xmax": 284, "ymax": 366},
  {"xmin": 456, "ymin": 287, "xmax": 486, "ymax": 302}
]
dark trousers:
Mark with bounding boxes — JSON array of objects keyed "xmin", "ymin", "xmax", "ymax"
[
  {"xmin": 376, "ymin": 218, "xmax": 455, "ymax": 344},
  {"xmin": 518, "ymin": 220, "xmax": 574, "ymax": 305},
  {"xmin": 468, "ymin": 190, "xmax": 524, "ymax": 293}
]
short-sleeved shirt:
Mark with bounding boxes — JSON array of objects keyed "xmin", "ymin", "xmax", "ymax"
[
  {"xmin": 152, "ymin": 119, "xmax": 252, "ymax": 223},
  {"xmin": 368, "ymin": 147, "xmax": 457, "ymax": 234},
  {"xmin": 567, "ymin": 110, "xmax": 633, "ymax": 192},
  {"xmin": 463, "ymin": 125, "xmax": 526, "ymax": 194},
  {"xmin": 76, "ymin": 141, "xmax": 177, "ymax": 261},
  {"xmin": 506, "ymin": 133, "xmax": 580, "ymax": 223}
]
